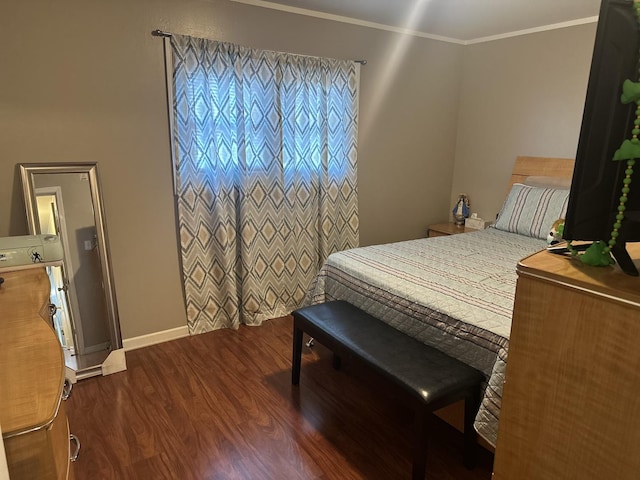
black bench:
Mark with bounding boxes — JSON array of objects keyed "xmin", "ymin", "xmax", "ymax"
[{"xmin": 291, "ymin": 300, "xmax": 485, "ymax": 480}]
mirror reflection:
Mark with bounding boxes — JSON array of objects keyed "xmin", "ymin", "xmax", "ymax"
[{"xmin": 20, "ymin": 163, "xmax": 125, "ymax": 381}]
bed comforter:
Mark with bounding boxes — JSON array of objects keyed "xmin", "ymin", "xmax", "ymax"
[{"xmin": 304, "ymin": 227, "xmax": 547, "ymax": 446}]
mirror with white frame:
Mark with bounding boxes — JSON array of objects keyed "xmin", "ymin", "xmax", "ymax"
[{"xmin": 20, "ymin": 163, "xmax": 126, "ymax": 381}]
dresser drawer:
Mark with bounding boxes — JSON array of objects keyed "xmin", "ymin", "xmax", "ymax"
[
  {"xmin": 5, "ymin": 402, "xmax": 70, "ymax": 479},
  {"xmin": 1, "ymin": 267, "xmax": 75, "ymax": 479}
]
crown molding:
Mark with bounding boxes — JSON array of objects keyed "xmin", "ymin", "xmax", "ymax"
[
  {"xmin": 466, "ymin": 16, "xmax": 599, "ymax": 45},
  {"xmin": 229, "ymin": 0, "xmax": 465, "ymax": 45},
  {"xmin": 230, "ymin": 0, "xmax": 598, "ymax": 46}
]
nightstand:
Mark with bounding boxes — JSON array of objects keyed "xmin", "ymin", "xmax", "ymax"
[{"xmin": 427, "ymin": 222, "xmax": 477, "ymax": 238}]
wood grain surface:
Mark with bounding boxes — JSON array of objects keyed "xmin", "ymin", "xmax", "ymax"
[
  {"xmin": 0, "ymin": 267, "xmax": 63, "ymax": 435},
  {"xmin": 508, "ymin": 156, "xmax": 575, "ymax": 190},
  {"xmin": 0, "ymin": 266, "xmax": 71, "ymax": 480},
  {"xmin": 493, "ymin": 248, "xmax": 640, "ymax": 479},
  {"xmin": 66, "ymin": 316, "xmax": 494, "ymax": 479}
]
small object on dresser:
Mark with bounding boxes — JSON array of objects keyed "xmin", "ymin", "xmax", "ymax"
[
  {"xmin": 546, "ymin": 219, "xmax": 565, "ymax": 246},
  {"xmin": 452, "ymin": 193, "xmax": 470, "ymax": 225},
  {"xmin": 465, "ymin": 213, "xmax": 488, "ymax": 230}
]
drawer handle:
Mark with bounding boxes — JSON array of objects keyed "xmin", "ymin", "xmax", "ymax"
[
  {"xmin": 69, "ymin": 434, "xmax": 81, "ymax": 462},
  {"xmin": 62, "ymin": 379, "xmax": 73, "ymax": 400}
]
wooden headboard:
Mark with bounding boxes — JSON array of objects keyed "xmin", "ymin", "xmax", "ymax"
[{"xmin": 508, "ymin": 156, "xmax": 575, "ymax": 191}]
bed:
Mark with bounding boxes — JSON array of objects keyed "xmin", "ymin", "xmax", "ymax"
[{"xmin": 304, "ymin": 156, "xmax": 575, "ymax": 447}]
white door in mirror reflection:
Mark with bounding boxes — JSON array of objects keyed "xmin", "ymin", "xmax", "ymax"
[
  {"xmin": 36, "ymin": 188, "xmax": 82, "ymax": 353},
  {"xmin": 34, "ymin": 174, "xmax": 111, "ymax": 358},
  {"xmin": 48, "ymin": 265, "xmax": 74, "ymax": 349}
]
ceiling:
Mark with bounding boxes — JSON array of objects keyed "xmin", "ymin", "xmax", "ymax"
[{"xmin": 231, "ymin": 0, "xmax": 602, "ymax": 43}]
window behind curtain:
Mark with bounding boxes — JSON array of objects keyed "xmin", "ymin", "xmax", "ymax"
[{"xmin": 170, "ymin": 35, "xmax": 359, "ymax": 333}]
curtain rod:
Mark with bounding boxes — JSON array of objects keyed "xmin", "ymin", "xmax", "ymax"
[{"xmin": 151, "ymin": 29, "xmax": 367, "ymax": 65}]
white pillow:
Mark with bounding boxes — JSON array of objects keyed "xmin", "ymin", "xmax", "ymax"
[{"xmin": 494, "ymin": 183, "xmax": 570, "ymax": 240}]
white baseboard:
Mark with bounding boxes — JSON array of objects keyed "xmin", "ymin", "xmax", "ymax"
[{"xmin": 123, "ymin": 325, "xmax": 190, "ymax": 351}]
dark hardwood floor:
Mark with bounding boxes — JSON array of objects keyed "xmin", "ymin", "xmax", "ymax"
[{"xmin": 66, "ymin": 316, "xmax": 494, "ymax": 479}]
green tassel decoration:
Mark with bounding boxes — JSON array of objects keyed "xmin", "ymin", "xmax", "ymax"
[
  {"xmin": 613, "ymin": 139, "xmax": 640, "ymax": 161},
  {"xmin": 621, "ymin": 79, "xmax": 640, "ymax": 104},
  {"xmin": 579, "ymin": 241, "xmax": 615, "ymax": 266}
]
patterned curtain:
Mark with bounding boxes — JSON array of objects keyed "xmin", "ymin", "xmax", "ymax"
[{"xmin": 170, "ymin": 35, "xmax": 359, "ymax": 334}]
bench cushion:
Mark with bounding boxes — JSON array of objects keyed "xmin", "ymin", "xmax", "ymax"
[{"xmin": 293, "ymin": 301, "xmax": 485, "ymax": 409}]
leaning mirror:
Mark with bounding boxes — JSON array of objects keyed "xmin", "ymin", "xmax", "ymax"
[{"xmin": 20, "ymin": 163, "xmax": 126, "ymax": 381}]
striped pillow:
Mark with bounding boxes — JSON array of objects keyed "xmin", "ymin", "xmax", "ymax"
[{"xmin": 494, "ymin": 183, "xmax": 570, "ymax": 240}]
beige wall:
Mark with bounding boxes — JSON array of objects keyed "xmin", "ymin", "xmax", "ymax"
[
  {"xmin": 451, "ymin": 24, "xmax": 597, "ymax": 223},
  {"xmin": 0, "ymin": 0, "xmax": 463, "ymax": 339}
]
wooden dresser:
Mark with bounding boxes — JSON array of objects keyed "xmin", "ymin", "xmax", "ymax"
[
  {"xmin": 493, "ymin": 245, "xmax": 640, "ymax": 479},
  {"xmin": 0, "ymin": 266, "xmax": 76, "ymax": 479}
]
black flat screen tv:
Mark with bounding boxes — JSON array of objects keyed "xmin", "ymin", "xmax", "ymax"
[{"xmin": 564, "ymin": 0, "xmax": 640, "ymax": 275}]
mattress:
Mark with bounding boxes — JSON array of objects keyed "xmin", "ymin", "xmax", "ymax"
[{"xmin": 304, "ymin": 227, "xmax": 547, "ymax": 446}]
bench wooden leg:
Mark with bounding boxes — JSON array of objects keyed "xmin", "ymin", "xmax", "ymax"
[
  {"xmin": 292, "ymin": 323, "xmax": 303, "ymax": 385},
  {"xmin": 412, "ymin": 409, "xmax": 429, "ymax": 480},
  {"xmin": 463, "ymin": 386, "xmax": 481, "ymax": 469}
]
